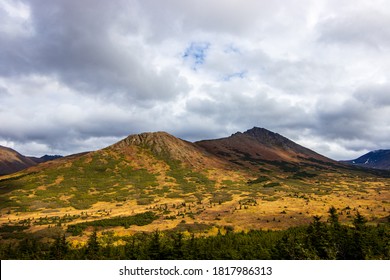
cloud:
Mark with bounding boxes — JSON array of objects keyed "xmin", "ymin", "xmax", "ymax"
[
  {"xmin": 1, "ymin": 0, "xmax": 190, "ymax": 105},
  {"xmin": 354, "ymin": 83, "xmax": 390, "ymax": 106},
  {"xmin": 1, "ymin": 0, "xmax": 390, "ymax": 160},
  {"xmin": 0, "ymin": 0, "xmax": 32, "ymax": 37},
  {"xmin": 318, "ymin": 8, "xmax": 390, "ymax": 50},
  {"xmin": 0, "ymin": 85, "xmax": 9, "ymax": 98}
]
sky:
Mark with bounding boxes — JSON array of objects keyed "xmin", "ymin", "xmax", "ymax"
[{"xmin": 1, "ymin": 0, "xmax": 390, "ymax": 160}]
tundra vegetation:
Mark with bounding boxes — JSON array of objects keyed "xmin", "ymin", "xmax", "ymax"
[
  {"xmin": 0, "ymin": 130, "xmax": 389, "ymax": 259},
  {"xmin": 0, "ymin": 208, "xmax": 388, "ymax": 260}
]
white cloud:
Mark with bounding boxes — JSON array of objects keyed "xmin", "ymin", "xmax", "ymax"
[
  {"xmin": 1, "ymin": 0, "xmax": 390, "ymax": 159},
  {"xmin": 0, "ymin": 0, "xmax": 33, "ymax": 37}
]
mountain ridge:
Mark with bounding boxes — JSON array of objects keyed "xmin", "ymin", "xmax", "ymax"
[
  {"xmin": 195, "ymin": 127, "xmax": 337, "ymax": 171},
  {"xmin": 343, "ymin": 149, "xmax": 390, "ymax": 170},
  {"xmin": 0, "ymin": 145, "xmax": 37, "ymax": 175},
  {"xmin": 0, "ymin": 127, "xmax": 389, "ymax": 238},
  {"xmin": 28, "ymin": 155, "xmax": 63, "ymax": 164},
  {"xmin": 110, "ymin": 131, "xmax": 231, "ymax": 171}
]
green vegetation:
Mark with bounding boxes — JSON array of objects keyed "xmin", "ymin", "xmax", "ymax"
[
  {"xmin": 0, "ymin": 210, "xmax": 388, "ymax": 260},
  {"xmin": 263, "ymin": 182, "xmax": 281, "ymax": 188},
  {"xmin": 1, "ymin": 133, "xmax": 389, "ymax": 261},
  {"xmin": 247, "ymin": 176, "xmax": 269, "ymax": 185},
  {"xmin": 0, "ymin": 152, "xmax": 161, "ymax": 210},
  {"xmin": 66, "ymin": 211, "xmax": 158, "ymax": 235},
  {"xmin": 291, "ymin": 171, "xmax": 318, "ymax": 180},
  {"xmin": 0, "ymin": 225, "xmax": 29, "ymax": 233},
  {"xmin": 210, "ymin": 191, "xmax": 233, "ymax": 204},
  {"xmin": 165, "ymin": 159, "xmax": 215, "ymax": 194}
]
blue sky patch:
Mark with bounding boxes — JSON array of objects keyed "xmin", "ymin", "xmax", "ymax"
[
  {"xmin": 183, "ymin": 42, "xmax": 210, "ymax": 69},
  {"xmin": 223, "ymin": 70, "xmax": 247, "ymax": 81}
]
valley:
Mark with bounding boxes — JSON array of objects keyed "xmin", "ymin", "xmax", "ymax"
[{"xmin": 0, "ymin": 128, "xmax": 389, "ymax": 248}]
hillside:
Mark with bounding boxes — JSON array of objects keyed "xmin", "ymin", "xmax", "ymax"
[
  {"xmin": 0, "ymin": 129, "xmax": 389, "ymax": 245},
  {"xmin": 196, "ymin": 127, "xmax": 338, "ymax": 170},
  {"xmin": 343, "ymin": 149, "xmax": 390, "ymax": 170},
  {"xmin": 112, "ymin": 131, "xmax": 230, "ymax": 170},
  {"xmin": 0, "ymin": 145, "xmax": 37, "ymax": 175}
]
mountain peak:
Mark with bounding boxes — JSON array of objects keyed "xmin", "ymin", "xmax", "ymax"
[
  {"xmin": 244, "ymin": 126, "xmax": 279, "ymax": 137},
  {"xmin": 241, "ymin": 127, "xmax": 292, "ymax": 150},
  {"xmin": 245, "ymin": 126, "xmax": 274, "ymax": 134},
  {"xmin": 118, "ymin": 131, "xmax": 185, "ymax": 149},
  {"xmin": 111, "ymin": 131, "xmax": 226, "ymax": 169},
  {"xmin": 344, "ymin": 149, "xmax": 390, "ymax": 170},
  {"xmin": 196, "ymin": 126, "xmax": 334, "ymax": 166}
]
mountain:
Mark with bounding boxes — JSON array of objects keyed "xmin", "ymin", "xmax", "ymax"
[
  {"xmin": 0, "ymin": 128, "xmax": 389, "ymax": 240},
  {"xmin": 0, "ymin": 145, "xmax": 37, "ymax": 175},
  {"xmin": 195, "ymin": 127, "xmax": 339, "ymax": 171},
  {"xmin": 28, "ymin": 154, "xmax": 63, "ymax": 164},
  {"xmin": 343, "ymin": 149, "xmax": 390, "ymax": 170},
  {"xmin": 0, "ymin": 131, "xmax": 239, "ymax": 211},
  {"xmin": 112, "ymin": 131, "xmax": 229, "ymax": 170},
  {"xmin": 0, "ymin": 145, "xmax": 63, "ymax": 175}
]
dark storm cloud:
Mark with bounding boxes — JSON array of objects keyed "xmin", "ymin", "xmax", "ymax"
[
  {"xmin": 1, "ymin": 0, "xmax": 188, "ymax": 104},
  {"xmin": 315, "ymin": 99, "xmax": 368, "ymax": 140},
  {"xmin": 354, "ymin": 84, "xmax": 390, "ymax": 106},
  {"xmin": 311, "ymin": 84, "xmax": 390, "ymax": 154}
]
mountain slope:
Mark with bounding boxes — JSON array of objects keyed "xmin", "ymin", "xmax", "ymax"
[
  {"xmin": 0, "ymin": 129, "xmax": 388, "ymax": 237},
  {"xmin": 344, "ymin": 149, "xmax": 390, "ymax": 170},
  {"xmin": 0, "ymin": 131, "xmax": 241, "ymax": 211},
  {"xmin": 112, "ymin": 131, "xmax": 230, "ymax": 170},
  {"xmin": 0, "ymin": 145, "xmax": 37, "ymax": 175},
  {"xmin": 195, "ymin": 127, "xmax": 338, "ymax": 171}
]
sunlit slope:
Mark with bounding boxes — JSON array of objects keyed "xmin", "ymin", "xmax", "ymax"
[
  {"xmin": 0, "ymin": 132, "xmax": 242, "ymax": 211},
  {"xmin": 0, "ymin": 129, "xmax": 388, "ymax": 234}
]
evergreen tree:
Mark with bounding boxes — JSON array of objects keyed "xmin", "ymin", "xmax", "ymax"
[
  {"xmin": 306, "ymin": 216, "xmax": 336, "ymax": 259},
  {"xmin": 171, "ymin": 232, "xmax": 184, "ymax": 259},
  {"xmin": 50, "ymin": 234, "xmax": 69, "ymax": 259},
  {"xmin": 351, "ymin": 211, "xmax": 368, "ymax": 259},
  {"xmin": 353, "ymin": 211, "xmax": 367, "ymax": 230},
  {"xmin": 1, "ymin": 210, "xmax": 388, "ymax": 260},
  {"xmin": 85, "ymin": 230, "xmax": 100, "ymax": 259},
  {"xmin": 328, "ymin": 206, "xmax": 340, "ymax": 228},
  {"xmin": 124, "ymin": 237, "xmax": 138, "ymax": 259},
  {"xmin": 327, "ymin": 206, "xmax": 346, "ymax": 259},
  {"xmin": 272, "ymin": 227, "xmax": 315, "ymax": 259},
  {"xmin": 18, "ymin": 238, "xmax": 42, "ymax": 259},
  {"xmin": 148, "ymin": 230, "xmax": 164, "ymax": 259}
]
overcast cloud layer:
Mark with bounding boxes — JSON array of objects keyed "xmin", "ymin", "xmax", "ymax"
[{"xmin": 1, "ymin": 0, "xmax": 390, "ymax": 160}]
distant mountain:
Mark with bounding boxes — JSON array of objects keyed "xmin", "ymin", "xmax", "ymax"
[
  {"xmin": 343, "ymin": 149, "xmax": 390, "ymax": 170},
  {"xmin": 0, "ymin": 145, "xmax": 37, "ymax": 175},
  {"xmin": 28, "ymin": 154, "xmax": 63, "ymax": 164},
  {"xmin": 0, "ymin": 146, "xmax": 63, "ymax": 175}
]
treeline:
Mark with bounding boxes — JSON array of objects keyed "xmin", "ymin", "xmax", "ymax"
[
  {"xmin": 67, "ymin": 211, "xmax": 158, "ymax": 236},
  {"xmin": 0, "ymin": 208, "xmax": 388, "ymax": 260}
]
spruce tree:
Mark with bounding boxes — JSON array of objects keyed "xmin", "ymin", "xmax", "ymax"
[
  {"xmin": 50, "ymin": 234, "xmax": 69, "ymax": 259},
  {"xmin": 85, "ymin": 230, "xmax": 100, "ymax": 259}
]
